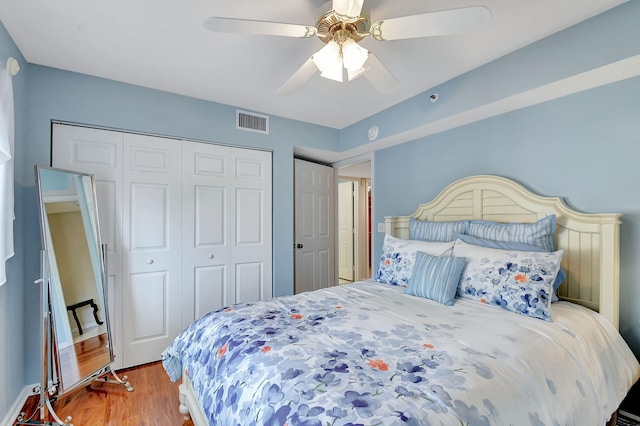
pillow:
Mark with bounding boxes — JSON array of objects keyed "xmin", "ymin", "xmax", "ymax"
[
  {"xmin": 376, "ymin": 234, "xmax": 455, "ymax": 287},
  {"xmin": 466, "ymin": 215, "xmax": 556, "ymax": 252},
  {"xmin": 453, "ymin": 233, "xmax": 566, "ymax": 294},
  {"xmin": 405, "ymin": 251, "xmax": 466, "ymax": 306},
  {"xmin": 453, "ymin": 240, "xmax": 563, "ymax": 321},
  {"xmin": 409, "ymin": 218, "xmax": 470, "ymax": 242}
]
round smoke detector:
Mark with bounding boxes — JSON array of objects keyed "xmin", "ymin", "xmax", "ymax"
[{"xmin": 368, "ymin": 125, "xmax": 379, "ymax": 141}]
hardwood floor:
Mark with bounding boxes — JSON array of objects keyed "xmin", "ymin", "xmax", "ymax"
[{"xmin": 15, "ymin": 362, "xmax": 194, "ymax": 425}]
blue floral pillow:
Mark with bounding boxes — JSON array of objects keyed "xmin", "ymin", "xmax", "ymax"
[
  {"xmin": 376, "ymin": 234, "xmax": 455, "ymax": 287},
  {"xmin": 453, "ymin": 240, "xmax": 563, "ymax": 321},
  {"xmin": 453, "ymin": 233, "xmax": 566, "ymax": 299},
  {"xmin": 405, "ymin": 251, "xmax": 466, "ymax": 306}
]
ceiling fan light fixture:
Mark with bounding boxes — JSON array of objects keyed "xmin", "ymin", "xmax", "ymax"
[
  {"xmin": 205, "ymin": 4, "xmax": 492, "ymax": 93},
  {"xmin": 319, "ymin": 67, "xmax": 344, "ymax": 82},
  {"xmin": 312, "ymin": 41, "xmax": 343, "ymax": 82},
  {"xmin": 347, "ymin": 66, "xmax": 366, "ymax": 81},
  {"xmin": 342, "ymin": 38, "xmax": 369, "ymax": 71}
]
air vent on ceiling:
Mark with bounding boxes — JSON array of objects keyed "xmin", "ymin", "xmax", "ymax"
[{"xmin": 237, "ymin": 110, "xmax": 269, "ymax": 135}]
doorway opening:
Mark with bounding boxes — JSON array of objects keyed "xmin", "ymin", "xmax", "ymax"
[{"xmin": 337, "ymin": 160, "xmax": 371, "ymax": 284}]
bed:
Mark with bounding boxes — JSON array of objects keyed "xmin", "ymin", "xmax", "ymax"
[{"xmin": 162, "ymin": 175, "xmax": 640, "ymax": 425}]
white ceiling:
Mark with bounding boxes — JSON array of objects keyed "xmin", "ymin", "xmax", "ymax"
[
  {"xmin": 339, "ymin": 160, "xmax": 371, "ymax": 179},
  {"xmin": 0, "ymin": 0, "xmax": 626, "ymax": 129}
]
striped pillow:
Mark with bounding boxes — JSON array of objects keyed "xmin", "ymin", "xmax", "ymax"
[
  {"xmin": 405, "ymin": 251, "xmax": 466, "ymax": 306},
  {"xmin": 466, "ymin": 215, "xmax": 556, "ymax": 252},
  {"xmin": 409, "ymin": 218, "xmax": 469, "ymax": 242}
]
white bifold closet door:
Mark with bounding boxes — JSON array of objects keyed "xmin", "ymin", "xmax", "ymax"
[
  {"xmin": 181, "ymin": 140, "xmax": 273, "ymax": 329},
  {"xmin": 52, "ymin": 124, "xmax": 272, "ymax": 369}
]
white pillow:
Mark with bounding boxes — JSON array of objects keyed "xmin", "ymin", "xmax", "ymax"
[
  {"xmin": 375, "ymin": 234, "xmax": 455, "ymax": 286},
  {"xmin": 453, "ymin": 239, "xmax": 563, "ymax": 321}
]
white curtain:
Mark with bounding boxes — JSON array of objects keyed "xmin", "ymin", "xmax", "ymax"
[{"xmin": 0, "ymin": 61, "xmax": 16, "ymax": 286}]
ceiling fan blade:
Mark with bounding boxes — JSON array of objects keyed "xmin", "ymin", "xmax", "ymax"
[
  {"xmin": 332, "ymin": 0, "xmax": 364, "ymax": 19},
  {"xmin": 370, "ymin": 6, "xmax": 490, "ymax": 41},
  {"xmin": 278, "ymin": 57, "xmax": 319, "ymax": 95},
  {"xmin": 203, "ymin": 17, "xmax": 317, "ymax": 38},
  {"xmin": 363, "ymin": 53, "xmax": 399, "ymax": 94}
]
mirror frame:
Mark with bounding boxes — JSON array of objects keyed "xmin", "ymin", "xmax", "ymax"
[{"xmin": 35, "ymin": 165, "xmax": 114, "ymax": 395}]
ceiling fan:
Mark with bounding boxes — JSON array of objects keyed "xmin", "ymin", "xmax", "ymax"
[{"xmin": 203, "ymin": 0, "xmax": 490, "ymax": 95}]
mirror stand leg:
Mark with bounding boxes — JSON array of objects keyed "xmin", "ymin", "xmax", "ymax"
[
  {"xmin": 93, "ymin": 366, "xmax": 134, "ymax": 392},
  {"xmin": 16, "ymin": 394, "xmax": 72, "ymax": 426},
  {"xmin": 45, "ymin": 397, "xmax": 73, "ymax": 426}
]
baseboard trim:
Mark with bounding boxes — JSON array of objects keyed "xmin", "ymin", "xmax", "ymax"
[
  {"xmin": 1, "ymin": 383, "xmax": 39, "ymax": 426},
  {"xmin": 620, "ymin": 410, "xmax": 640, "ymax": 422}
]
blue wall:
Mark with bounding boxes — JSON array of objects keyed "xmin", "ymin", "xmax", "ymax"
[
  {"xmin": 340, "ymin": 2, "xmax": 640, "ymax": 152},
  {"xmin": 0, "ymin": 21, "xmax": 27, "ymax": 422}
]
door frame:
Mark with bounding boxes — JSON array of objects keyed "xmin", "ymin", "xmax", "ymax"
[{"xmin": 338, "ymin": 180, "xmax": 355, "ymax": 281}]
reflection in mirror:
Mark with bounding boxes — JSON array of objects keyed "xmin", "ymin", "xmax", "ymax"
[{"xmin": 36, "ymin": 166, "xmax": 113, "ymax": 395}]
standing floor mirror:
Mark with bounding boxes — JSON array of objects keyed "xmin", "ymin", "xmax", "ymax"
[{"xmin": 28, "ymin": 166, "xmax": 133, "ymax": 426}]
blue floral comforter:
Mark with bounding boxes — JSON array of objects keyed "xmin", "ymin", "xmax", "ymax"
[{"xmin": 162, "ymin": 281, "xmax": 640, "ymax": 426}]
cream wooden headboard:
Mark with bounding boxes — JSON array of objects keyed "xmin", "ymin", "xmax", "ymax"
[{"xmin": 384, "ymin": 175, "xmax": 622, "ymax": 329}]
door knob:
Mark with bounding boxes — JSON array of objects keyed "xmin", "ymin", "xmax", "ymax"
[
  {"xmin": 296, "ymin": 243, "xmax": 303, "ymax": 249},
  {"xmin": 208, "ymin": 254, "xmax": 214, "ymax": 259},
  {"xmin": 147, "ymin": 259, "xmax": 154, "ymax": 264}
]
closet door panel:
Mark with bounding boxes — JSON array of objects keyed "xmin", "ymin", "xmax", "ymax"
[
  {"xmin": 235, "ymin": 188, "xmax": 263, "ymax": 245},
  {"xmin": 235, "ymin": 262, "xmax": 263, "ymax": 303},
  {"xmin": 52, "ymin": 126, "xmax": 120, "ymax": 171},
  {"xmin": 52, "ymin": 124, "xmax": 125, "ymax": 369},
  {"xmin": 195, "ymin": 186, "xmax": 226, "ymax": 246},
  {"xmin": 129, "ymin": 271, "xmax": 169, "ymax": 339},
  {"xmin": 181, "ymin": 141, "xmax": 231, "ymax": 327},
  {"xmin": 194, "ymin": 265, "xmax": 226, "ymax": 318},
  {"xmin": 230, "ymin": 148, "xmax": 272, "ymax": 302},
  {"xmin": 122, "ymin": 133, "xmax": 182, "ymax": 367}
]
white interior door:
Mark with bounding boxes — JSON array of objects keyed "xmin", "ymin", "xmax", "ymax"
[
  {"xmin": 294, "ymin": 159, "xmax": 335, "ymax": 294},
  {"xmin": 338, "ymin": 181, "xmax": 354, "ymax": 281},
  {"xmin": 122, "ymin": 133, "xmax": 183, "ymax": 367},
  {"xmin": 52, "ymin": 124, "xmax": 125, "ymax": 369}
]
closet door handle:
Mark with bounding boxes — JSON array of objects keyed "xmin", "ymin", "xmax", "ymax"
[
  {"xmin": 296, "ymin": 244, "xmax": 303, "ymax": 249},
  {"xmin": 208, "ymin": 254, "xmax": 214, "ymax": 259},
  {"xmin": 146, "ymin": 259, "xmax": 154, "ymax": 264}
]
